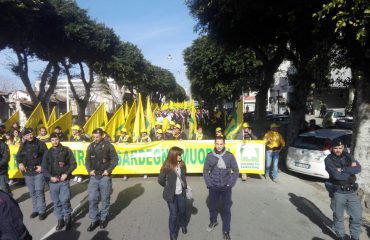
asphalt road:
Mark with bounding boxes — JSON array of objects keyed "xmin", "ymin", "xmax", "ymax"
[{"xmin": 11, "ymin": 172, "xmax": 370, "ymax": 240}]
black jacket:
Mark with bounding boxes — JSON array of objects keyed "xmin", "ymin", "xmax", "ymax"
[
  {"xmin": 41, "ymin": 144, "xmax": 77, "ymax": 180},
  {"xmin": 325, "ymin": 152, "xmax": 361, "ymax": 187},
  {"xmin": 0, "ymin": 142, "xmax": 10, "ymax": 176},
  {"xmin": 16, "ymin": 138, "xmax": 47, "ymax": 176},
  {"xmin": 85, "ymin": 140, "xmax": 118, "ymax": 174},
  {"xmin": 158, "ymin": 165, "xmax": 187, "ymax": 202}
]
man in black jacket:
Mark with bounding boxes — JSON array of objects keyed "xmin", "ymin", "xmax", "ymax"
[
  {"xmin": 42, "ymin": 133, "xmax": 77, "ymax": 231},
  {"xmin": 16, "ymin": 128, "xmax": 48, "ymax": 220},
  {"xmin": 324, "ymin": 139, "xmax": 362, "ymax": 240},
  {"xmin": 85, "ymin": 128, "xmax": 118, "ymax": 232},
  {"xmin": 0, "ymin": 140, "xmax": 11, "ymax": 194}
]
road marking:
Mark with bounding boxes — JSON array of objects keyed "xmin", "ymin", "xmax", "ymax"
[{"xmin": 40, "ymin": 195, "xmax": 88, "ymax": 240}]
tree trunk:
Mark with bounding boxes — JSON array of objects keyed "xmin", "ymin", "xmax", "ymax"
[
  {"xmin": 77, "ymin": 101, "xmax": 88, "ymax": 126},
  {"xmin": 352, "ymin": 68, "xmax": 370, "ymax": 206}
]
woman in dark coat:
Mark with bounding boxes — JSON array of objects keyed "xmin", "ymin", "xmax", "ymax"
[{"xmin": 158, "ymin": 146, "xmax": 188, "ymax": 240}]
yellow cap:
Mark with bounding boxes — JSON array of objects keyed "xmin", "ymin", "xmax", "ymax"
[
  {"xmin": 71, "ymin": 125, "xmax": 80, "ymax": 130},
  {"xmin": 270, "ymin": 123, "xmax": 280, "ymax": 128},
  {"xmin": 175, "ymin": 124, "xmax": 181, "ymax": 129},
  {"xmin": 156, "ymin": 129, "xmax": 163, "ymax": 134},
  {"xmin": 215, "ymin": 127, "xmax": 222, "ymax": 132},
  {"xmin": 121, "ymin": 128, "xmax": 127, "ymax": 132},
  {"xmin": 140, "ymin": 129, "xmax": 147, "ymax": 133},
  {"xmin": 243, "ymin": 122, "xmax": 250, "ymax": 128}
]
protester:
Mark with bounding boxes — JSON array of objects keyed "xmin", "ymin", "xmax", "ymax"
[
  {"xmin": 4, "ymin": 131, "xmax": 15, "ymax": 146},
  {"xmin": 324, "ymin": 140, "xmax": 362, "ymax": 240},
  {"xmin": 137, "ymin": 129, "xmax": 151, "ymax": 143},
  {"xmin": 171, "ymin": 124, "xmax": 187, "ymax": 140},
  {"xmin": 85, "ymin": 128, "xmax": 118, "ymax": 231},
  {"xmin": 0, "ymin": 190, "xmax": 32, "ymax": 239},
  {"xmin": 193, "ymin": 125, "xmax": 205, "ymax": 140},
  {"xmin": 158, "ymin": 146, "xmax": 188, "ymax": 240},
  {"xmin": 70, "ymin": 125, "xmax": 89, "ymax": 142},
  {"xmin": 0, "ymin": 140, "xmax": 11, "ymax": 195},
  {"xmin": 16, "ymin": 128, "xmax": 48, "ymax": 220},
  {"xmin": 42, "ymin": 133, "xmax": 77, "ymax": 231},
  {"xmin": 153, "ymin": 128, "xmax": 164, "ymax": 141},
  {"xmin": 238, "ymin": 122, "xmax": 257, "ymax": 181},
  {"xmin": 263, "ymin": 123, "xmax": 285, "ymax": 182},
  {"xmin": 13, "ymin": 128, "xmax": 22, "ymax": 145},
  {"xmin": 115, "ymin": 128, "xmax": 132, "ymax": 144},
  {"xmin": 0, "ymin": 123, "xmax": 5, "ymax": 141},
  {"xmin": 215, "ymin": 127, "xmax": 223, "ymax": 138},
  {"xmin": 203, "ymin": 136, "xmax": 239, "ymax": 240},
  {"xmin": 37, "ymin": 126, "xmax": 50, "ymax": 142},
  {"xmin": 54, "ymin": 126, "xmax": 68, "ymax": 142}
]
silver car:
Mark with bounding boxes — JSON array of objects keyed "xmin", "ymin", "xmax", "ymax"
[{"xmin": 286, "ymin": 129, "xmax": 352, "ymax": 179}]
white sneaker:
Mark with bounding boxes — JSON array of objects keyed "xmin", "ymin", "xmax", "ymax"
[
  {"xmin": 77, "ymin": 177, "xmax": 82, "ymax": 183},
  {"xmin": 8, "ymin": 180, "xmax": 14, "ymax": 185},
  {"xmin": 73, "ymin": 176, "xmax": 78, "ymax": 182},
  {"xmin": 143, "ymin": 175, "xmax": 147, "ymax": 179},
  {"xmin": 123, "ymin": 176, "xmax": 128, "ymax": 181}
]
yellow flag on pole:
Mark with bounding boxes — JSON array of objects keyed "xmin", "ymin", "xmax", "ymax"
[
  {"xmin": 124, "ymin": 101, "xmax": 137, "ymax": 136},
  {"xmin": 188, "ymin": 101, "xmax": 197, "ymax": 139},
  {"xmin": 132, "ymin": 93, "xmax": 145, "ymax": 142},
  {"xmin": 145, "ymin": 96, "xmax": 155, "ymax": 133},
  {"xmin": 5, "ymin": 111, "xmax": 19, "ymax": 131},
  {"xmin": 47, "ymin": 107, "xmax": 57, "ymax": 127},
  {"xmin": 105, "ymin": 105, "xmax": 125, "ymax": 140},
  {"xmin": 24, "ymin": 102, "xmax": 47, "ymax": 133},
  {"xmin": 47, "ymin": 111, "xmax": 73, "ymax": 138},
  {"xmin": 225, "ymin": 100, "xmax": 243, "ymax": 139},
  {"xmin": 83, "ymin": 103, "xmax": 108, "ymax": 136},
  {"xmin": 124, "ymin": 101, "xmax": 129, "ymax": 121}
]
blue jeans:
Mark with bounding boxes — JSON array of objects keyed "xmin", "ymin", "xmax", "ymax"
[
  {"xmin": 49, "ymin": 181, "xmax": 72, "ymax": 220},
  {"xmin": 208, "ymin": 186, "xmax": 232, "ymax": 233},
  {"xmin": 25, "ymin": 173, "xmax": 46, "ymax": 214},
  {"xmin": 88, "ymin": 176, "xmax": 112, "ymax": 222},
  {"xmin": 265, "ymin": 151, "xmax": 280, "ymax": 180},
  {"xmin": 330, "ymin": 192, "xmax": 362, "ymax": 239},
  {"xmin": 167, "ymin": 193, "xmax": 186, "ymax": 237}
]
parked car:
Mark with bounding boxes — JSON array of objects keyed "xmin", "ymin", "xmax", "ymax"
[
  {"xmin": 334, "ymin": 116, "xmax": 353, "ymax": 129},
  {"xmin": 244, "ymin": 111, "xmax": 273, "ymax": 121},
  {"xmin": 322, "ymin": 110, "xmax": 345, "ymax": 128},
  {"xmin": 286, "ymin": 129, "xmax": 352, "ymax": 179}
]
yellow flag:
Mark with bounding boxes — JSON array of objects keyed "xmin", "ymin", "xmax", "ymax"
[
  {"xmin": 162, "ymin": 117, "xmax": 170, "ymax": 132},
  {"xmin": 105, "ymin": 105, "xmax": 125, "ymax": 140},
  {"xmin": 124, "ymin": 101, "xmax": 137, "ymax": 136},
  {"xmin": 145, "ymin": 96, "xmax": 155, "ymax": 133},
  {"xmin": 5, "ymin": 111, "xmax": 19, "ymax": 131},
  {"xmin": 47, "ymin": 107, "xmax": 57, "ymax": 127},
  {"xmin": 83, "ymin": 103, "xmax": 108, "ymax": 136},
  {"xmin": 24, "ymin": 102, "xmax": 47, "ymax": 133},
  {"xmin": 132, "ymin": 93, "xmax": 145, "ymax": 142},
  {"xmin": 189, "ymin": 101, "xmax": 197, "ymax": 139},
  {"xmin": 47, "ymin": 111, "xmax": 73, "ymax": 138},
  {"xmin": 225, "ymin": 100, "xmax": 243, "ymax": 139},
  {"xmin": 124, "ymin": 101, "xmax": 129, "ymax": 121}
]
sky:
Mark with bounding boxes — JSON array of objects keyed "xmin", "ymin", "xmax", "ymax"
[{"xmin": 0, "ymin": 0, "xmax": 199, "ymax": 94}]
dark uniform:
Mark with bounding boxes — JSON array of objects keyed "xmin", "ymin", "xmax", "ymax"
[
  {"xmin": 42, "ymin": 142, "xmax": 76, "ymax": 230},
  {"xmin": 0, "ymin": 190, "xmax": 32, "ymax": 239},
  {"xmin": 16, "ymin": 134, "xmax": 47, "ymax": 218},
  {"xmin": 0, "ymin": 141, "xmax": 11, "ymax": 194},
  {"xmin": 325, "ymin": 148, "xmax": 362, "ymax": 240},
  {"xmin": 85, "ymin": 137, "xmax": 118, "ymax": 230}
]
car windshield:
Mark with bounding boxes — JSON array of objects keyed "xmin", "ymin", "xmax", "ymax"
[{"xmin": 292, "ymin": 136, "xmax": 328, "ymax": 150}]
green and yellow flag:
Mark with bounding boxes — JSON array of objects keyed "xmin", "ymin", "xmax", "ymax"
[
  {"xmin": 132, "ymin": 93, "xmax": 145, "ymax": 142},
  {"xmin": 188, "ymin": 101, "xmax": 197, "ymax": 139},
  {"xmin": 105, "ymin": 105, "xmax": 125, "ymax": 140},
  {"xmin": 225, "ymin": 100, "xmax": 243, "ymax": 140},
  {"xmin": 83, "ymin": 103, "xmax": 108, "ymax": 136},
  {"xmin": 5, "ymin": 111, "xmax": 19, "ymax": 131},
  {"xmin": 47, "ymin": 111, "xmax": 72, "ymax": 138},
  {"xmin": 24, "ymin": 102, "xmax": 47, "ymax": 134},
  {"xmin": 47, "ymin": 107, "xmax": 57, "ymax": 127},
  {"xmin": 124, "ymin": 101, "xmax": 129, "ymax": 121},
  {"xmin": 145, "ymin": 96, "xmax": 155, "ymax": 133},
  {"xmin": 124, "ymin": 101, "xmax": 137, "ymax": 136}
]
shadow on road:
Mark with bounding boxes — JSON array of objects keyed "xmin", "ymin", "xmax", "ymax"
[
  {"xmin": 109, "ymin": 183, "xmax": 145, "ymax": 221},
  {"xmin": 186, "ymin": 198, "xmax": 198, "ymax": 226},
  {"xmin": 91, "ymin": 230, "xmax": 111, "ymax": 240},
  {"xmin": 44, "ymin": 222, "xmax": 81, "ymax": 240},
  {"xmin": 70, "ymin": 181, "xmax": 88, "ymax": 199},
  {"xmin": 16, "ymin": 192, "xmax": 30, "ymax": 203},
  {"xmin": 288, "ymin": 193, "xmax": 337, "ymax": 239}
]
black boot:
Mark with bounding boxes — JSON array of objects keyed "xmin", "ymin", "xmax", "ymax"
[
  {"xmin": 170, "ymin": 235, "xmax": 177, "ymax": 240},
  {"xmin": 65, "ymin": 216, "xmax": 72, "ymax": 230},
  {"xmin": 87, "ymin": 221, "xmax": 99, "ymax": 232},
  {"xmin": 56, "ymin": 219, "xmax": 65, "ymax": 231},
  {"xmin": 100, "ymin": 219, "xmax": 108, "ymax": 229}
]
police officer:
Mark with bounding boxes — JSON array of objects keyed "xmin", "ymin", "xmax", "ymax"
[
  {"xmin": 42, "ymin": 133, "xmax": 77, "ymax": 231},
  {"xmin": 0, "ymin": 139, "xmax": 11, "ymax": 194},
  {"xmin": 324, "ymin": 140, "xmax": 362, "ymax": 240},
  {"xmin": 85, "ymin": 128, "xmax": 118, "ymax": 232},
  {"xmin": 16, "ymin": 128, "xmax": 48, "ymax": 220}
]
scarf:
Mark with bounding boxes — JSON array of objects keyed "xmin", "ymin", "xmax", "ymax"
[{"xmin": 211, "ymin": 148, "xmax": 227, "ymax": 169}]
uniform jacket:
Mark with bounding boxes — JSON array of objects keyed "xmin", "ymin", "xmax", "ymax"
[
  {"xmin": 16, "ymin": 138, "xmax": 47, "ymax": 176},
  {"xmin": 158, "ymin": 165, "xmax": 187, "ymax": 202},
  {"xmin": 85, "ymin": 140, "xmax": 118, "ymax": 174},
  {"xmin": 203, "ymin": 149, "xmax": 239, "ymax": 188},
  {"xmin": 41, "ymin": 144, "xmax": 77, "ymax": 180},
  {"xmin": 0, "ymin": 142, "xmax": 10, "ymax": 176}
]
